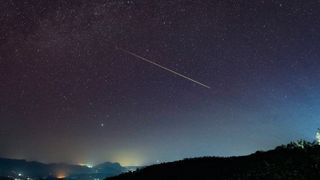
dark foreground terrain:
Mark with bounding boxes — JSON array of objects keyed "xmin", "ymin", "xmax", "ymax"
[{"xmin": 107, "ymin": 141, "xmax": 320, "ymax": 180}]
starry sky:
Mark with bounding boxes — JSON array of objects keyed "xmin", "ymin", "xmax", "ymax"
[{"xmin": 1, "ymin": 0, "xmax": 320, "ymax": 166}]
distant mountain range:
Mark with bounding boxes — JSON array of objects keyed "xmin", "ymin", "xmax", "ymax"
[
  {"xmin": 107, "ymin": 141, "xmax": 320, "ymax": 180},
  {"xmin": 0, "ymin": 158, "xmax": 127, "ymax": 179}
]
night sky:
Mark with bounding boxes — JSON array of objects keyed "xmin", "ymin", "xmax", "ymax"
[{"xmin": 1, "ymin": 0, "xmax": 320, "ymax": 166}]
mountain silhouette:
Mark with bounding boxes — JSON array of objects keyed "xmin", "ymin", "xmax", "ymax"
[
  {"xmin": 106, "ymin": 141, "xmax": 320, "ymax": 180},
  {"xmin": 0, "ymin": 158, "xmax": 127, "ymax": 179}
]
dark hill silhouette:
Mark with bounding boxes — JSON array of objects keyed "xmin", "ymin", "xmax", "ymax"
[{"xmin": 106, "ymin": 141, "xmax": 320, "ymax": 180}]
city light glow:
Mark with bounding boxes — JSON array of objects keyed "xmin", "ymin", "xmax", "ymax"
[{"xmin": 79, "ymin": 163, "xmax": 93, "ymax": 168}]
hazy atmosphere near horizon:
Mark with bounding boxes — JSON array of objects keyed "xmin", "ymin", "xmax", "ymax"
[{"xmin": 1, "ymin": 0, "xmax": 320, "ymax": 166}]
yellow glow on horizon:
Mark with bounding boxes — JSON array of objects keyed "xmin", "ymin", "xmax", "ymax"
[
  {"xmin": 78, "ymin": 163, "xmax": 93, "ymax": 168},
  {"xmin": 112, "ymin": 151, "xmax": 144, "ymax": 166}
]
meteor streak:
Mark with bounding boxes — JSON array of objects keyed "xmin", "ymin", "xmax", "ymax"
[{"xmin": 117, "ymin": 47, "xmax": 210, "ymax": 89}]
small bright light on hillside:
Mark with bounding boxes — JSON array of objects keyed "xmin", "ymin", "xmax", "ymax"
[{"xmin": 316, "ymin": 129, "xmax": 320, "ymax": 145}]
